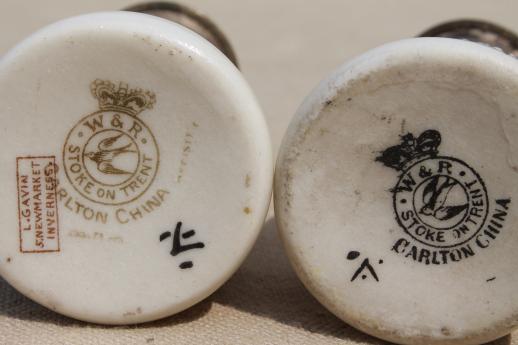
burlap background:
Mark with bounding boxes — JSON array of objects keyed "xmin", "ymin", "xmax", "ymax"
[{"xmin": 1, "ymin": 1, "xmax": 518, "ymax": 344}]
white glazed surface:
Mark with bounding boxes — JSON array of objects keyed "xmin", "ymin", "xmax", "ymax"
[
  {"xmin": 0, "ymin": 11, "xmax": 272, "ymax": 324},
  {"xmin": 275, "ymin": 38, "xmax": 518, "ymax": 345}
]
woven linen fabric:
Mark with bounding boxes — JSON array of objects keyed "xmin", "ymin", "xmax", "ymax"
[{"xmin": 1, "ymin": 0, "xmax": 518, "ymax": 344}]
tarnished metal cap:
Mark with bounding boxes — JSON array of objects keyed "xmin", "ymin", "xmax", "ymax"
[
  {"xmin": 125, "ymin": 2, "xmax": 239, "ymax": 67},
  {"xmin": 420, "ymin": 19, "xmax": 518, "ymax": 58}
]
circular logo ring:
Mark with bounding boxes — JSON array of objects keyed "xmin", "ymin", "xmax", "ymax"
[
  {"xmin": 393, "ymin": 156, "xmax": 489, "ymax": 249},
  {"xmin": 63, "ymin": 110, "xmax": 159, "ymax": 206}
]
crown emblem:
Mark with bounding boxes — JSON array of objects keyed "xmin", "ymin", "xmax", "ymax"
[
  {"xmin": 376, "ymin": 129, "xmax": 441, "ymax": 171},
  {"xmin": 90, "ymin": 79, "xmax": 156, "ymax": 116}
]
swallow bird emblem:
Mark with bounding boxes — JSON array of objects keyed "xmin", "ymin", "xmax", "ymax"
[
  {"xmin": 85, "ymin": 134, "xmax": 137, "ymax": 175},
  {"xmin": 419, "ymin": 175, "xmax": 468, "ymax": 221}
]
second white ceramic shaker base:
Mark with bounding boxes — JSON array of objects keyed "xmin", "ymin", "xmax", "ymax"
[{"xmin": 275, "ymin": 38, "xmax": 518, "ymax": 345}]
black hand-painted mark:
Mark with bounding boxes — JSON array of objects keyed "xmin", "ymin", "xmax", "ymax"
[
  {"xmin": 486, "ymin": 277, "xmax": 496, "ymax": 282},
  {"xmin": 347, "ymin": 251, "xmax": 383, "ymax": 282},
  {"xmin": 160, "ymin": 222, "xmax": 205, "ymax": 269},
  {"xmin": 346, "ymin": 251, "xmax": 360, "ymax": 260}
]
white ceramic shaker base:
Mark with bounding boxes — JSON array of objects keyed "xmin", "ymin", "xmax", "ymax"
[
  {"xmin": 0, "ymin": 12, "xmax": 272, "ymax": 325},
  {"xmin": 275, "ymin": 38, "xmax": 518, "ymax": 345}
]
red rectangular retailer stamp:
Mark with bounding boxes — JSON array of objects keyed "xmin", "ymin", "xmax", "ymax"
[{"xmin": 17, "ymin": 156, "xmax": 60, "ymax": 253}]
